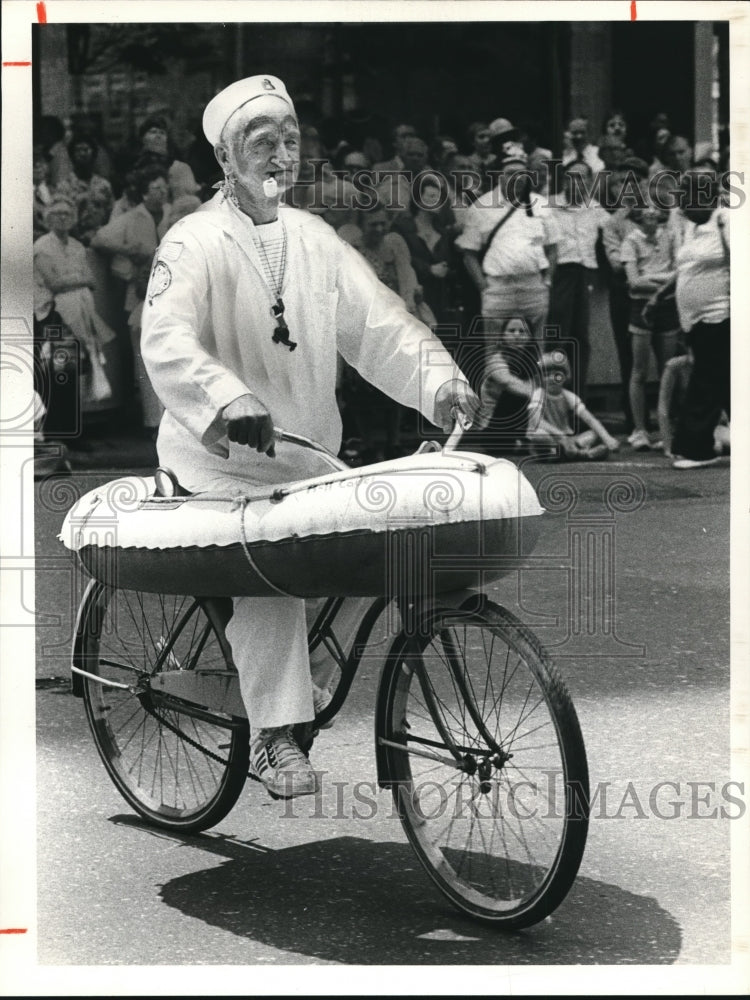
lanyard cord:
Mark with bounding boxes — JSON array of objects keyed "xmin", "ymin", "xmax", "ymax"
[
  {"xmin": 253, "ymin": 219, "xmax": 287, "ymax": 299},
  {"xmin": 253, "ymin": 220, "xmax": 297, "ymax": 350}
]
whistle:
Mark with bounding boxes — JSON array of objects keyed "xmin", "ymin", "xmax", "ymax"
[
  {"xmin": 263, "ymin": 177, "xmax": 279, "ymax": 198},
  {"xmin": 273, "ymin": 325, "xmax": 297, "ymax": 351}
]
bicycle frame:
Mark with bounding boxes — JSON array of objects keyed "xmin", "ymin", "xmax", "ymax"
[{"xmin": 71, "ymin": 416, "xmax": 473, "ymax": 703}]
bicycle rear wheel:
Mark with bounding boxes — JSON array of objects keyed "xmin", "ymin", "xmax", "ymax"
[
  {"xmin": 77, "ymin": 581, "xmax": 249, "ymax": 832},
  {"xmin": 378, "ymin": 596, "xmax": 589, "ymax": 928}
]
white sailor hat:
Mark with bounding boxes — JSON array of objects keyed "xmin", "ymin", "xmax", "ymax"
[{"xmin": 202, "ymin": 75, "xmax": 295, "ymax": 145}]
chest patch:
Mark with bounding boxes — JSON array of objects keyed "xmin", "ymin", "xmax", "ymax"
[{"xmin": 148, "ymin": 260, "xmax": 172, "ymax": 304}]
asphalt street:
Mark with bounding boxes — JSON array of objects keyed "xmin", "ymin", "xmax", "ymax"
[{"xmin": 19, "ymin": 443, "xmax": 739, "ymax": 976}]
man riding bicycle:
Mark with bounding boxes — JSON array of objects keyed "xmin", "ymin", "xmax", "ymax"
[{"xmin": 140, "ymin": 74, "xmax": 478, "ymax": 800}]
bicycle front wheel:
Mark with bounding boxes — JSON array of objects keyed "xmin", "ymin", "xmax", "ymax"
[
  {"xmin": 378, "ymin": 596, "xmax": 589, "ymax": 928},
  {"xmin": 77, "ymin": 582, "xmax": 249, "ymax": 832}
]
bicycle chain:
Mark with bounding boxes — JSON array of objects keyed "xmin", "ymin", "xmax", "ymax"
[
  {"xmin": 139, "ymin": 695, "xmax": 239, "ymax": 771},
  {"xmin": 138, "ymin": 696, "xmax": 315, "ymax": 775}
]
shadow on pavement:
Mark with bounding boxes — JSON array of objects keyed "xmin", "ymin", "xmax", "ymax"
[{"xmin": 112, "ymin": 819, "xmax": 682, "ymax": 964}]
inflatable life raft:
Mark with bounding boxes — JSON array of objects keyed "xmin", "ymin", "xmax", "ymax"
[{"xmin": 59, "ymin": 449, "xmax": 545, "ymax": 599}]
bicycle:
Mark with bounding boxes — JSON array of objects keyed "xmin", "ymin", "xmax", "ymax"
[{"xmin": 68, "ymin": 423, "xmax": 589, "ymax": 930}]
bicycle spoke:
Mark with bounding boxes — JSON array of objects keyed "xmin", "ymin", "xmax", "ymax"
[
  {"xmin": 383, "ymin": 602, "xmax": 587, "ymax": 925},
  {"xmin": 81, "ymin": 585, "xmax": 249, "ymax": 830}
]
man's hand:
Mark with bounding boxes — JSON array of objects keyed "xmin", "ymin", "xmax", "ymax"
[
  {"xmin": 461, "ymin": 250, "xmax": 488, "ymax": 293},
  {"xmin": 222, "ymin": 394, "xmax": 276, "ymax": 456},
  {"xmin": 433, "ymin": 379, "xmax": 481, "ymax": 433}
]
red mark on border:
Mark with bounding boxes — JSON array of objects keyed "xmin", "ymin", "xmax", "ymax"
[
  {"xmin": 0, "ymin": 928, "xmax": 28, "ymax": 934},
  {"xmin": 631, "ymin": 0, "xmax": 637, "ymax": 19},
  {"xmin": 3, "ymin": 61, "xmax": 32, "ymax": 66},
  {"xmin": 37, "ymin": 1, "xmax": 47, "ymax": 22}
]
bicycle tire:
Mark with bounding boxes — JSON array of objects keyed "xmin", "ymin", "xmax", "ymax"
[
  {"xmin": 78, "ymin": 581, "xmax": 249, "ymax": 832},
  {"xmin": 377, "ymin": 596, "xmax": 589, "ymax": 928}
]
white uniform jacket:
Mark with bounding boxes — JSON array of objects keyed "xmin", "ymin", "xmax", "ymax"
[{"xmin": 141, "ymin": 193, "xmax": 462, "ymax": 488}]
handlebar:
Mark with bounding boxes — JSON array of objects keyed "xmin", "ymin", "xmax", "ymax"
[
  {"xmin": 274, "ymin": 409, "xmax": 471, "ymax": 467},
  {"xmin": 155, "ymin": 416, "xmax": 473, "ymax": 498},
  {"xmin": 272, "ymin": 428, "xmax": 350, "ymax": 471}
]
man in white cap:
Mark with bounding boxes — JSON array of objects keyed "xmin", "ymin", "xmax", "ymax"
[
  {"xmin": 487, "ymin": 118, "xmax": 521, "ymax": 158},
  {"xmin": 140, "ymin": 74, "xmax": 477, "ymax": 800}
]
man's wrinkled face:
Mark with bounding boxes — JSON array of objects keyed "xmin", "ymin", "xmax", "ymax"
[{"xmin": 218, "ymin": 102, "xmax": 301, "ymax": 200}]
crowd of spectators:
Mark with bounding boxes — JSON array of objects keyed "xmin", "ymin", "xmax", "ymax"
[{"xmin": 32, "ymin": 106, "xmax": 730, "ymax": 472}]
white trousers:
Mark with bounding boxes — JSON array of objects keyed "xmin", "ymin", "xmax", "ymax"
[
  {"xmin": 166, "ymin": 445, "xmax": 367, "ymax": 733},
  {"xmin": 225, "ymin": 594, "xmax": 367, "ymax": 731}
]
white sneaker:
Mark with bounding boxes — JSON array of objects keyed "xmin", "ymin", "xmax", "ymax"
[
  {"xmin": 629, "ymin": 430, "xmax": 652, "ymax": 451},
  {"xmin": 249, "ymin": 726, "xmax": 319, "ymax": 799},
  {"xmin": 672, "ymin": 456, "xmax": 723, "ymax": 470}
]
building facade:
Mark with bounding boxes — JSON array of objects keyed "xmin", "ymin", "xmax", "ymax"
[{"xmin": 34, "ymin": 19, "xmax": 728, "ymax": 390}]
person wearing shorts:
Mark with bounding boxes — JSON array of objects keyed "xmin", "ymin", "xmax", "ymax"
[
  {"xmin": 620, "ymin": 205, "xmax": 680, "ymax": 451},
  {"xmin": 455, "ymin": 150, "xmax": 559, "ymax": 365}
]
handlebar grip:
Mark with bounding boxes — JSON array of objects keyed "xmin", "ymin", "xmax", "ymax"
[
  {"xmin": 444, "ymin": 409, "xmax": 472, "ymax": 453},
  {"xmin": 272, "ymin": 427, "xmax": 349, "ymax": 470}
]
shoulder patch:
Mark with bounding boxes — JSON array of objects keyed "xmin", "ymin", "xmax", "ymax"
[
  {"xmin": 148, "ymin": 260, "xmax": 172, "ymax": 304},
  {"xmin": 160, "ymin": 241, "xmax": 184, "ymax": 262}
]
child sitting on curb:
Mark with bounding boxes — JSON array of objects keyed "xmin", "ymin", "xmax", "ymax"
[
  {"xmin": 474, "ymin": 317, "xmax": 539, "ymax": 452},
  {"xmin": 526, "ymin": 350, "xmax": 620, "ymax": 460}
]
